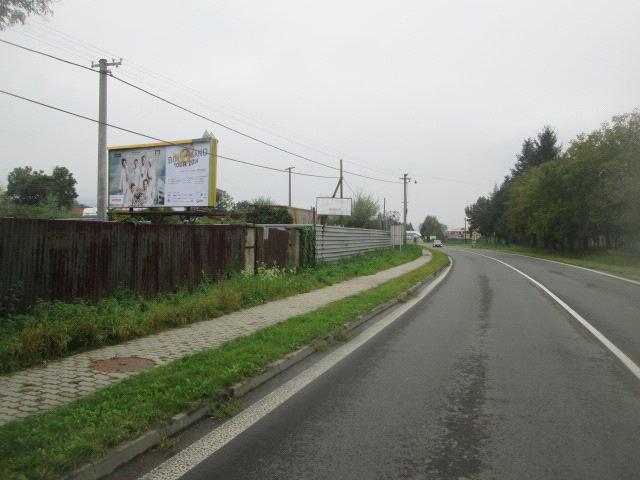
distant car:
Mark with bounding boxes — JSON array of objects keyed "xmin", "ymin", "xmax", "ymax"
[{"xmin": 432, "ymin": 239, "xmax": 443, "ymax": 247}]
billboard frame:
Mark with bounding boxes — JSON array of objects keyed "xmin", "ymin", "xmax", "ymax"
[{"xmin": 107, "ymin": 137, "xmax": 218, "ymax": 208}]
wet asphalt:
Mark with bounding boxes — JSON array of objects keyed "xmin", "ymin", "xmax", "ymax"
[{"xmin": 166, "ymin": 248, "xmax": 640, "ymax": 479}]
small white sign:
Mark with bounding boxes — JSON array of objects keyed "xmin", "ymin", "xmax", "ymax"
[
  {"xmin": 391, "ymin": 225, "xmax": 404, "ymax": 245},
  {"xmin": 316, "ymin": 197, "xmax": 352, "ymax": 216}
]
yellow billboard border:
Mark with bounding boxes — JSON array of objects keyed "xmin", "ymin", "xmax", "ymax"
[{"xmin": 108, "ymin": 137, "xmax": 218, "ymax": 208}]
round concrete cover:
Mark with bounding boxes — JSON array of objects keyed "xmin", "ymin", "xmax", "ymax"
[{"xmin": 93, "ymin": 356, "xmax": 155, "ymax": 373}]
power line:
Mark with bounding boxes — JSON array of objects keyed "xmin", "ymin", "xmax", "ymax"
[
  {"xmin": 412, "ymin": 172, "xmax": 488, "ymax": 186},
  {"xmin": 28, "ymin": 21, "xmax": 401, "ymax": 178},
  {"xmin": 0, "ymin": 88, "xmax": 336, "ymax": 180},
  {"xmin": 0, "ymin": 38, "xmax": 401, "ymax": 184},
  {"xmin": 342, "ymin": 178, "xmax": 357, "ymax": 196},
  {"xmin": 0, "ymin": 38, "xmax": 95, "ymax": 72},
  {"xmin": 109, "ymin": 73, "xmax": 403, "ymax": 184}
]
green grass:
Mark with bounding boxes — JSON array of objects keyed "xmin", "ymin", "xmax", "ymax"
[
  {"xmin": 0, "ymin": 249, "xmax": 449, "ymax": 480},
  {"xmin": 451, "ymin": 242, "xmax": 640, "ymax": 280},
  {"xmin": 0, "ymin": 246, "xmax": 422, "ymax": 374}
]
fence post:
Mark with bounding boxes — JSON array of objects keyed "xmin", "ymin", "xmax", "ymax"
[
  {"xmin": 286, "ymin": 229, "xmax": 301, "ymax": 270},
  {"xmin": 244, "ymin": 226, "xmax": 256, "ymax": 274}
]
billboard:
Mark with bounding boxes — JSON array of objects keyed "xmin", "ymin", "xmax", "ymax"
[
  {"xmin": 316, "ymin": 197, "xmax": 352, "ymax": 216},
  {"xmin": 108, "ymin": 138, "xmax": 217, "ymax": 208}
]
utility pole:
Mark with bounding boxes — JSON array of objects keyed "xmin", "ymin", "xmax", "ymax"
[
  {"xmin": 383, "ymin": 197, "xmax": 386, "ymax": 230},
  {"xmin": 285, "ymin": 166, "xmax": 295, "ymax": 207},
  {"xmin": 92, "ymin": 58, "xmax": 122, "ymax": 221},
  {"xmin": 402, "ymin": 174, "xmax": 408, "ymax": 245},
  {"xmin": 400, "ymin": 174, "xmax": 416, "ymax": 245},
  {"xmin": 464, "ymin": 216, "xmax": 467, "ymax": 245}
]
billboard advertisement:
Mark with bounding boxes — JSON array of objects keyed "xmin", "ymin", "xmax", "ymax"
[
  {"xmin": 108, "ymin": 138, "xmax": 217, "ymax": 208},
  {"xmin": 316, "ymin": 197, "xmax": 352, "ymax": 216}
]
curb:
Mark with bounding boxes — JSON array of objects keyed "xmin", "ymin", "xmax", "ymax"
[{"xmin": 65, "ymin": 253, "xmax": 449, "ymax": 480}]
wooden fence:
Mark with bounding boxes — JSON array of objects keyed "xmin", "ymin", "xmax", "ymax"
[{"xmin": 0, "ymin": 218, "xmax": 246, "ymax": 309}]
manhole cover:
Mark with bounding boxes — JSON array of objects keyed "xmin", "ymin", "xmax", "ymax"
[{"xmin": 93, "ymin": 356, "xmax": 156, "ymax": 373}]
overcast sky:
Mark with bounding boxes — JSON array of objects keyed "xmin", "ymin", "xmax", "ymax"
[{"xmin": 1, "ymin": 0, "xmax": 639, "ymax": 229}]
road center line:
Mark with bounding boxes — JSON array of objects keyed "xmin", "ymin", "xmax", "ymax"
[
  {"xmin": 141, "ymin": 260, "xmax": 453, "ymax": 480},
  {"xmin": 467, "ymin": 250, "xmax": 640, "ymax": 381}
]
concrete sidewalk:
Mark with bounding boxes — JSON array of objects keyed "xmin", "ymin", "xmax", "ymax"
[{"xmin": 0, "ymin": 252, "xmax": 431, "ymax": 425}]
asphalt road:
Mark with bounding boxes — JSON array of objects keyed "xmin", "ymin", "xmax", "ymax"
[{"xmin": 145, "ymin": 248, "xmax": 640, "ymax": 480}]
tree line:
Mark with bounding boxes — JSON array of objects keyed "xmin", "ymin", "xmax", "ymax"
[
  {"xmin": 0, "ymin": 166, "xmax": 79, "ymax": 218},
  {"xmin": 465, "ymin": 110, "xmax": 640, "ymax": 250}
]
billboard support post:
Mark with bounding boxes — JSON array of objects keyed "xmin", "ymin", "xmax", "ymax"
[
  {"xmin": 340, "ymin": 159, "xmax": 343, "ymax": 198},
  {"xmin": 92, "ymin": 57, "xmax": 122, "ymax": 221}
]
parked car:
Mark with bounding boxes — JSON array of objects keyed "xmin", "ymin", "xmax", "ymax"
[{"xmin": 432, "ymin": 239, "xmax": 443, "ymax": 247}]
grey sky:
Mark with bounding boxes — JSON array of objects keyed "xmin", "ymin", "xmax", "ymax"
[{"xmin": 1, "ymin": 0, "xmax": 639, "ymax": 229}]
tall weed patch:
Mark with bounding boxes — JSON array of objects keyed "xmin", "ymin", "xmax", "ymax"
[{"xmin": 0, "ymin": 246, "xmax": 421, "ymax": 373}]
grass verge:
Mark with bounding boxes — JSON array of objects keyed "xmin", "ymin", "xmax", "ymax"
[
  {"xmin": 0, "ymin": 246, "xmax": 422, "ymax": 374},
  {"xmin": 0, "ymin": 249, "xmax": 449, "ymax": 480},
  {"xmin": 451, "ymin": 243, "xmax": 640, "ymax": 280}
]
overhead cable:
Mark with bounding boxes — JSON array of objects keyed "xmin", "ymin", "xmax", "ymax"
[
  {"xmin": 0, "ymin": 88, "xmax": 336, "ymax": 179},
  {"xmin": 0, "ymin": 38, "xmax": 401, "ymax": 184},
  {"xmin": 27, "ymin": 22, "xmax": 402, "ymax": 178}
]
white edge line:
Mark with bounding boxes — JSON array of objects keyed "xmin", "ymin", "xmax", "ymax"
[
  {"xmin": 453, "ymin": 247, "xmax": 640, "ymax": 286},
  {"xmin": 141, "ymin": 259, "xmax": 453, "ymax": 480},
  {"xmin": 467, "ymin": 250, "xmax": 640, "ymax": 381}
]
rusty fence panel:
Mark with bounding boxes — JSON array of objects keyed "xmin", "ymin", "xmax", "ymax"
[
  {"xmin": 0, "ymin": 218, "xmax": 245, "ymax": 310},
  {"xmin": 255, "ymin": 226, "xmax": 291, "ymax": 269}
]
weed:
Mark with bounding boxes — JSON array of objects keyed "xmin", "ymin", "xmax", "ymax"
[
  {"xmin": 158, "ymin": 436, "xmax": 177, "ymax": 454},
  {"xmin": 333, "ymin": 326, "xmax": 348, "ymax": 342},
  {"xmin": 209, "ymin": 398, "xmax": 241, "ymax": 421}
]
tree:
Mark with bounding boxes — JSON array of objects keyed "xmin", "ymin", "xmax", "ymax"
[
  {"xmin": 338, "ymin": 192, "xmax": 380, "ymax": 229},
  {"xmin": 50, "ymin": 166, "xmax": 78, "ymax": 208},
  {"xmin": 6, "ymin": 166, "xmax": 77, "ymax": 208},
  {"xmin": 382, "ymin": 210, "xmax": 400, "ymax": 227},
  {"xmin": 512, "ymin": 126, "xmax": 562, "ymax": 177},
  {"xmin": 0, "ymin": 0, "xmax": 54, "ymax": 30},
  {"xmin": 6, "ymin": 167, "xmax": 50, "ymax": 205},
  {"xmin": 215, "ymin": 189, "xmax": 234, "ymax": 211},
  {"xmin": 419, "ymin": 215, "xmax": 446, "ymax": 239},
  {"xmin": 245, "ymin": 204, "xmax": 293, "ymax": 224}
]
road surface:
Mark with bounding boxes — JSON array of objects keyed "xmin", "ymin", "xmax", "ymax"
[{"xmin": 132, "ymin": 248, "xmax": 640, "ymax": 480}]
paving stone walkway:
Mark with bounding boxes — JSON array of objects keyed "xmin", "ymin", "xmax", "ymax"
[{"xmin": 0, "ymin": 253, "xmax": 431, "ymax": 425}]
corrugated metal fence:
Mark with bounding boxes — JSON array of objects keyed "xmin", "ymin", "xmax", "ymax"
[
  {"xmin": 315, "ymin": 225, "xmax": 391, "ymax": 262},
  {"xmin": 0, "ymin": 218, "xmax": 245, "ymax": 309}
]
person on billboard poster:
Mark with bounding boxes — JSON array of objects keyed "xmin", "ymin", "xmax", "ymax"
[
  {"xmin": 140, "ymin": 155, "xmax": 149, "ymax": 186},
  {"xmin": 146, "ymin": 158, "xmax": 157, "ymax": 205},
  {"xmin": 132, "ymin": 158, "xmax": 141, "ymax": 188},
  {"xmin": 118, "ymin": 158, "xmax": 130, "ymax": 195},
  {"xmin": 132, "ymin": 185, "xmax": 145, "ymax": 207},
  {"xmin": 142, "ymin": 179, "xmax": 153, "ymax": 207},
  {"xmin": 123, "ymin": 182, "xmax": 135, "ymax": 207}
]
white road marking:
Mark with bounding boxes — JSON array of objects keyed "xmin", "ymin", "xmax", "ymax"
[
  {"xmin": 457, "ymin": 247, "xmax": 640, "ymax": 286},
  {"xmin": 141, "ymin": 260, "xmax": 453, "ymax": 480},
  {"xmin": 467, "ymin": 250, "xmax": 640, "ymax": 381}
]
